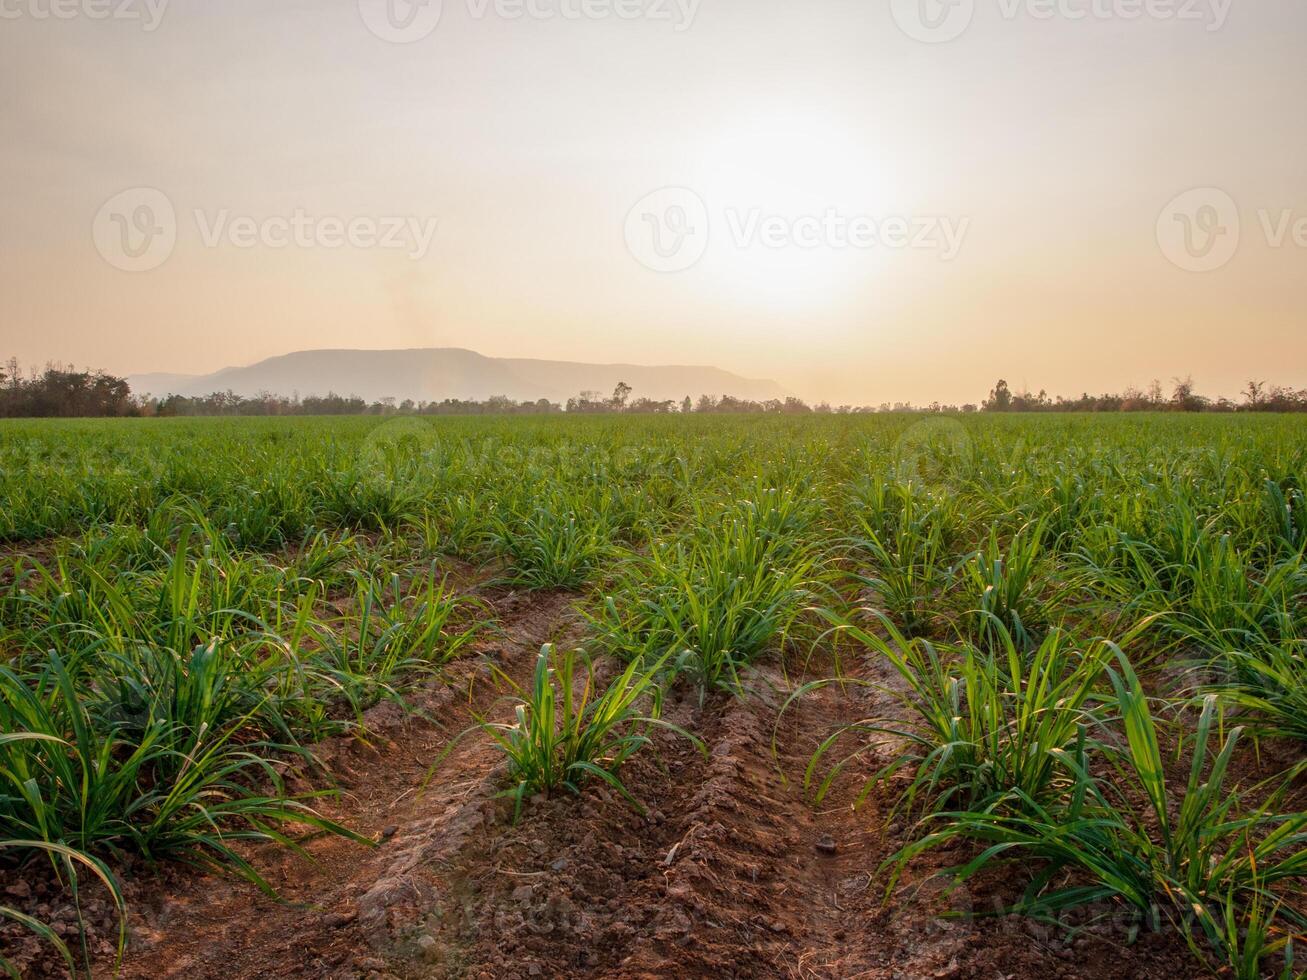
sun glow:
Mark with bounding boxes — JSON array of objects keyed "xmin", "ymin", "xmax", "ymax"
[{"xmin": 696, "ymin": 108, "xmax": 890, "ymax": 308}]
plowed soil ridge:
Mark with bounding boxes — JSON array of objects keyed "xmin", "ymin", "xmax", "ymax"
[{"xmin": 18, "ymin": 590, "xmax": 1197, "ymax": 979}]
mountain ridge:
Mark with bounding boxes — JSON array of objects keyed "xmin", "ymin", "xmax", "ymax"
[{"xmin": 128, "ymin": 348, "xmax": 790, "ymax": 404}]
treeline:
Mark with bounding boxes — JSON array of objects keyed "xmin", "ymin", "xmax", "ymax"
[
  {"xmin": 565, "ymin": 385, "xmax": 858, "ymax": 414},
  {"xmin": 981, "ymin": 377, "xmax": 1307, "ymax": 413},
  {"xmin": 146, "ymin": 387, "xmax": 843, "ymax": 416},
  {"xmin": 4, "ymin": 357, "xmax": 1307, "ymax": 418},
  {"xmin": 143, "ymin": 382, "xmax": 876, "ymax": 417},
  {"xmin": 0, "ymin": 359, "xmax": 135, "ymax": 418},
  {"xmin": 147, "ymin": 391, "xmax": 563, "ymax": 417}
]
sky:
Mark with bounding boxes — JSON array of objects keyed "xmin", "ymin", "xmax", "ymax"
[{"xmin": 1, "ymin": 0, "xmax": 1304, "ymax": 407}]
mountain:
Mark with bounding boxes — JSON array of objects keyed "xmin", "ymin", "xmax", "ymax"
[
  {"xmin": 128, "ymin": 372, "xmax": 202, "ymax": 394},
  {"xmin": 128, "ymin": 348, "xmax": 789, "ymax": 405}
]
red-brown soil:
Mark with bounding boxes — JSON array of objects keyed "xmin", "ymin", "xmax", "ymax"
[{"xmin": 4, "ymin": 589, "xmax": 1204, "ymax": 979}]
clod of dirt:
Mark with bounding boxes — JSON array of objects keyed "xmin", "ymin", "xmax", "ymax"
[
  {"xmin": 380, "ymin": 825, "xmax": 398, "ymax": 840},
  {"xmin": 815, "ymin": 834, "xmax": 838, "ymax": 856}
]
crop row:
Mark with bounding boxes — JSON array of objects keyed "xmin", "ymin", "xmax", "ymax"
[{"xmin": 0, "ymin": 413, "xmax": 1303, "ymax": 977}]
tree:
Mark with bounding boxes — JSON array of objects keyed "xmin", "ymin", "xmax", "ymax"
[
  {"xmin": 609, "ymin": 381, "xmax": 632, "ymax": 410},
  {"xmin": 1170, "ymin": 376, "xmax": 1207, "ymax": 412},
  {"xmin": 0, "ymin": 358, "xmax": 135, "ymax": 418},
  {"xmin": 984, "ymin": 379, "xmax": 1012, "ymax": 412},
  {"xmin": 1242, "ymin": 380, "xmax": 1265, "ymax": 410},
  {"xmin": 1148, "ymin": 379, "xmax": 1164, "ymax": 408},
  {"xmin": 681, "ymin": 396, "xmax": 692, "ymax": 414}
]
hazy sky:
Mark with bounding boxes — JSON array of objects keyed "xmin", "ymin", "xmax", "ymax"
[{"xmin": 1, "ymin": 0, "xmax": 1304, "ymax": 405}]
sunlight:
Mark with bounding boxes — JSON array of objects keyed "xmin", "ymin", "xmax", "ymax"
[{"xmin": 697, "ymin": 107, "xmax": 888, "ymax": 308}]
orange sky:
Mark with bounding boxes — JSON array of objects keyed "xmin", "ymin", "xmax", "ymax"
[{"xmin": 1, "ymin": 0, "xmax": 1304, "ymax": 405}]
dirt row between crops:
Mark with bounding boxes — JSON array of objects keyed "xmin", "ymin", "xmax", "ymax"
[{"xmin": 10, "ymin": 584, "xmax": 1199, "ymax": 979}]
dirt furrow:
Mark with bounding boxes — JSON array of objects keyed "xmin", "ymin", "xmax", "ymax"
[
  {"xmin": 409, "ymin": 652, "xmax": 897, "ymax": 979},
  {"xmin": 92, "ymin": 600, "xmax": 1202, "ymax": 980},
  {"xmin": 114, "ymin": 590, "xmax": 580, "ymax": 979}
]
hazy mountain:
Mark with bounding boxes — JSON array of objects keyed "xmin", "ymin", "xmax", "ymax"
[
  {"xmin": 128, "ymin": 372, "xmax": 202, "ymax": 394},
  {"xmin": 128, "ymin": 348, "xmax": 789, "ymax": 404}
]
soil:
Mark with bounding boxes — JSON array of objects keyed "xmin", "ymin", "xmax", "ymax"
[{"xmin": 3, "ymin": 588, "xmax": 1208, "ymax": 979}]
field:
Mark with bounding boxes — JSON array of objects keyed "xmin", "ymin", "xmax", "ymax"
[{"xmin": 1, "ymin": 413, "xmax": 1304, "ymax": 979}]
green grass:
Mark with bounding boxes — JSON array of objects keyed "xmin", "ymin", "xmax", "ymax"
[
  {"xmin": 587, "ymin": 484, "xmax": 831, "ymax": 696},
  {"xmin": 443, "ymin": 644, "xmax": 700, "ymax": 819},
  {"xmin": 877, "ymin": 651, "xmax": 1306, "ymax": 977},
  {"xmin": 805, "ymin": 611, "xmax": 1112, "ymax": 818},
  {"xmin": 1, "ymin": 412, "xmax": 1304, "ymax": 977}
]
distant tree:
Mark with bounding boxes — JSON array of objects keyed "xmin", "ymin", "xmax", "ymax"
[
  {"xmin": 984, "ymin": 379, "xmax": 1012, "ymax": 412},
  {"xmin": 1242, "ymin": 380, "xmax": 1265, "ymax": 410},
  {"xmin": 628, "ymin": 397, "xmax": 677, "ymax": 413},
  {"xmin": 1171, "ymin": 375, "xmax": 1207, "ymax": 412},
  {"xmin": 0, "ymin": 358, "xmax": 135, "ymax": 418},
  {"xmin": 681, "ymin": 396, "xmax": 692, "ymax": 414},
  {"xmin": 1120, "ymin": 385, "xmax": 1148, "ymax": 412},
  {"xmin": 609, "ymin": 381, "xmax": 632, "ymax": 410},
  {"xmin": 1147, "ymin": 379, "xmax": 1164, "ymax": 408},
  {"xmin": 1263, "ymin": 385, "xmax": 1307, "ymax": 412},
  {"xmin": 566, "ymin": 390, "xmax": 608, "ymax": 413}
]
